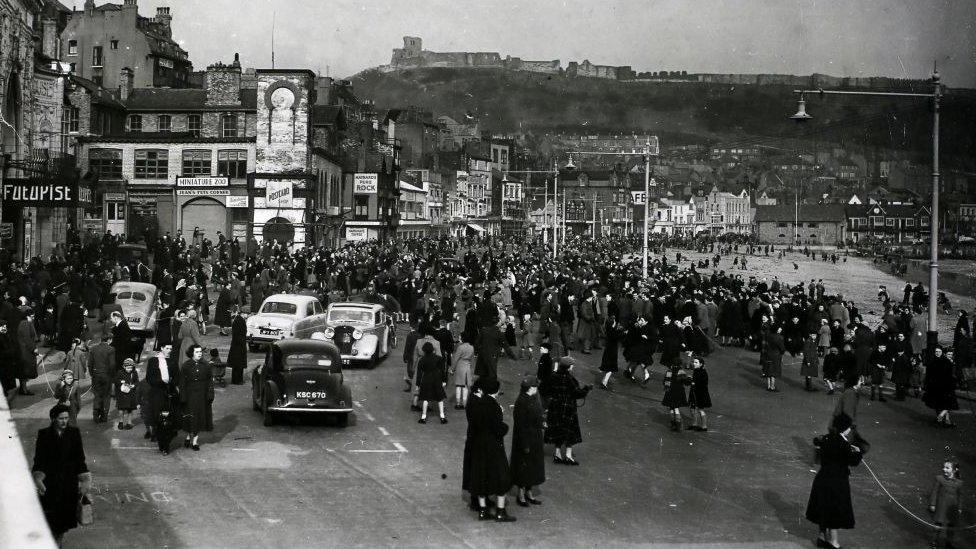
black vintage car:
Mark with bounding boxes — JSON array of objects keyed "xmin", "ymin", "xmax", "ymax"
[{"xmin": 251, "ymin": 339, "xmax": 353, "ymax": 427}]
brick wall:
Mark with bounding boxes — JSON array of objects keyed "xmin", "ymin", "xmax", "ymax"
[
  {"xmin": 205, "ymin": 67, "xmax": 241, "ymax": 105},
  {"xmin": 756, "ymin": 221, "xmax": 845, "ymax": 245},
  {"xmin": 255, "ymin": 72, "xmax": 312, "ymax": 173}
]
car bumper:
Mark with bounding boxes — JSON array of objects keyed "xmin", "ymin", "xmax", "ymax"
[
  {"xmin": 339, "ymin": 354, "xmax": 373, "ymax": 365},
  {"xmin": 248, "ymin": 334, "xmax": 286, "ymax": 344},
  {"xmin": 267, "ymin": 406, "xmax": 353, "ymax": 413}
]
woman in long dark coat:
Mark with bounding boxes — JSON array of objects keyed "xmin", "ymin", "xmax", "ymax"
[
  {"xmin": 32, "ymin": 403, "xmax": 91, "ymax": 543},
  {"xmin": 56, "ymin": 300, "xmax": 87, "ymax": 353},
  {"xmin": 599, "ymin": 315, "xmax": 625, "ymax": 389},
  {"xmin": 227, "ymin": 309, "xmax": 248, "ymax": 384},
  {"xmin": 466, "ymin": 377, "xmax": 516, "ymax": 522},
  {"xmin": 800, "ymin": 331, "xmax": 820, "ymax": 392},
  {"xmin": 784, "ymin": 316, "xmax": 805, "ymax": 356},
  {"xmin": 17, "ymin": 311, "xmax": 38, "ymax": 395},
  {"xmin": 461, "ymin": 381, "xmax": 484, "ymax": 510},
  {"xmin": 214, "ymin": 283, "xmax": 234, "ymax": 336},
  {"xmin": 923, "ymin": 346, "xmax": 959, "ymax": 427},
  {"xmin": 659, "ymin": 317, "xmax": 685, "ymax": 367},
  {"xmin": 765, "ymin": 325, "xmax": 786, "ymax": 392},
  {"xmin": 623, "ymin": 315, "xmax": 655, "ymax": 385},
  {"xmin": 179, "ymin": 344, "xmax": 214, "ymax": 451},
  {"xmin": 806, "ymin": 413, "xmax": 863, "ymax": 549},
  {"xmin": 543, "ymin": 357, "xmax": 591, "ymax": 465},
  {"xmin": 687, "ymin": 356, "xmax": 711, "ymax": 431},
  {"xmin": 510, "ymin": 378, "xmax": 545, "ymax": 506}
]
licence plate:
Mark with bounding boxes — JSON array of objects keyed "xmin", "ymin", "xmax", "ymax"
[
  {"xmin": 126, "ymin": 316, "xmax": 140, "ymax": 323},
  {"xmin": 260, "ymin": 327, "xmax": 281, "ymax": 335},
  {"xmin": 296, "ymin": 391, "xmax": 327, "ymax": 399}
]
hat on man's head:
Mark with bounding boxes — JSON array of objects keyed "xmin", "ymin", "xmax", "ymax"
[{"xmin": 832, "ymin": 413, "xmax": 854, "ymax": 433}]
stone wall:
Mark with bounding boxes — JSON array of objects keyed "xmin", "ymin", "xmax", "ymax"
[
  {"xmin": 255, "ymin": 71, "xmax": 312, "ymax": 174},
  {"xmin": 756, "ymin": 221, "xmax": 845, "ymax": 245},
  {"xmin": 205, "ymin": 64, "xmax": 241, "ymax": 105}
]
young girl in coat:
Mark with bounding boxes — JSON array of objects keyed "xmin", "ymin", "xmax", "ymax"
[
  {"xmin": 54, "ymin": 369, "xmax": 81, "ymax": 425},
  {"xmin": 687, "ymin": 357, "xmax": 711, "ymax": 432},
  {"xmin": 518, "ymin": 314, "xmax": 533, "ymax": 359},
  {"xmin": 662, "ymin": 362, "xmax": 688, "ymax": 432},
  {"xmin": 115, "ymin": 358, "xmax": 140, "ymax": 430},
  {"xmin": 929, "ymin": 460, "xmax": 963, "ymax": 549}
]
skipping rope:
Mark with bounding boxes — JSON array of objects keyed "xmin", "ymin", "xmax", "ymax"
[{"xmin": 861, "ymin": 458, "xmax": 976, "ymax": 532}]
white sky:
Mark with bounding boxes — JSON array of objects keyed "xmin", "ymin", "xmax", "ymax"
[{"xmin": 115, "ymin": 0, "xmax": 975, "ymax": 86}]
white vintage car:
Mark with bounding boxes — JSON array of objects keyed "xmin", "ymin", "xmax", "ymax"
[
  {"xmin": 246, "ymin": 294, "xmax": 325, "ymax": 352},
  {"xmin": 108, "ymin": 282, "xmax": 159, "ymax": 336},
  {"xmin": 293, "ymin": 302, "xmax": 391, "ymax": 368}
]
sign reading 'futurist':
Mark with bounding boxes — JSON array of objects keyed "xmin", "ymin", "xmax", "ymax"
[{"xmin": 1, "ymin": 179, "xmax": 92, "ymax": 207}]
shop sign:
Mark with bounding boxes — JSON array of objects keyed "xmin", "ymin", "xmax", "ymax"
[
  {"xmin": 253, "ymin": 196, "xmax": 306, "ymax": 209},
  {"xmin": 226, "ymin": 195, "xmax": 249, "ymax": 208},
  {"xmin": 0, "ymin": 223, "xmax": 12, "ymax": 239},
  {"xmin": 345, "ymin": 227, "xmax": 368, "ymax": 241},
  {"xmin": 266, "ymin": 180, "xmax": 293, "ymax": 207},
  {"xmin": 104, "ymin": 192, "xmax": 126, "ymax": 201},
  {"xmin": 1, "ymin": 179, "xmax": 92, "ymax": 207},
  {"xmin": 354, "ymin": 173, "xmax": 378, "ymax": 194},
  {"xmin": 128, "ymin": 194, "xmax": 158, "ymax": 205},
  {"xmin": 232, "ymin": 223, "xmax": 248, "ymax": 239},
  {"xmin": 631, "ymin": 191, "xmax": 646, "ymax": 205},
  {"xmin": 177, "ymin": 177, "xmax": 229, "ymax": 187},
  {"xmin": 176, "ymin": 189, "xmax": 231, "ymax": 196}
]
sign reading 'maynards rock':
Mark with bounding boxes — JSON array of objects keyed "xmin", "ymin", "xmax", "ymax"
[{"xmin": 1, "ymin": 179, "xmax": 93, "ymax": 207}]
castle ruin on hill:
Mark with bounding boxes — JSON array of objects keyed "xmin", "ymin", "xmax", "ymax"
[{"xmin": 380, "ymin": 36, "xmax": 928, "ymax": 90}]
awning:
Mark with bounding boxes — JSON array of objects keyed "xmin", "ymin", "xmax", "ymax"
[{"xmin": 466, "ymin": 223, "xmax": 486, "ymax": 234}]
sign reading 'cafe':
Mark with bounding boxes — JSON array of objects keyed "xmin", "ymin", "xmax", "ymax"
[{"xmin": 1, "ymin": 179, "xmax": 92, "ymax": 207}]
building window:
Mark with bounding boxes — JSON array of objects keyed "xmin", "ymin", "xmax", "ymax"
[
  {"xmin": 870, "ymin": 216, "xmax": 884, "ymax": 226},
  {"xmin": 88, "ymin": 148, "xmax": 123, "ymax": 179},
  {"xmin": 92, "ymin": 45, "xmax": 103, "ymax": 67},
  {"xmin": 158, "ymin": 115, "xmax": 171, "ymax": 132},
  {"xmin": 134, "ymin": 149, "xmax": 168, "ymax": 179},
  {"xmin": 807, "ymin": 222, "xmax": 819, "ymax": 228},
  {"xmin": 69, "ymin": 62, "xmax": 76, "ymax": 73},
  {"xmin": 67, "ymin": 40, "xmax": 78, "ymax": 55},
  {"xmin": 110, "ymin": 40, "xmax": 118, "ymax": 50},
  {"xmin": 776, "ymin": 222, "xmax": 788, "ymax": 228},
  {"xmin": 181, "ymin": 150, "xmax": 212, "ymax": 177},
  {"xmin": 221, "ymin": 114, "xmax": 238, "ymax": 138},
  {"xmin": 217, "ymin": 150, "xmax": 247, "ymax": 178},
  {"xmin": 127, "ymin": 114, "xmax": 142, "ymax": 132},
  {"xmin": 905, "ymin": 218, "xmax": 915, "ymax": 227},
  {"xmin": 106, "ymin": 202, "xmax": 125, "ymax": 221},
  {"xmin": 886, "ymin": 218, "xmax": 896, "ymax": 226},
  {"xmin": 354, "ymin": 196, "xmax": 369, "ymax": 219},
  {"xmin": 62, "ymin": 107, "xmax": 79, "ymax": 134},
  {"xmin": 187, "ymin": 114, "xmax": 201, "ymax": 137}
]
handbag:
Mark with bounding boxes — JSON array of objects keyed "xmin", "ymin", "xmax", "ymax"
[{"xmin": 77, "ymin": 495, "xmax": 93, "ymax": 525}]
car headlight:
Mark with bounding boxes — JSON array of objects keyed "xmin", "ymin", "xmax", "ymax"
[
  {"xmin": 353, "ymin": 329, "xmax": 363, "ymax": 340},
  {"xmin": 351, "ymin": 349, "xmax": 359, "ymax": 356},
  {"xmin": 324, "ymin": 327, "xmax": 335, "ymax": 338}
]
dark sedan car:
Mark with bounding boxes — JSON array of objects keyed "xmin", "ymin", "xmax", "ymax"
[{"xmin": 251, "ymin": 339, "xmax": 353, "ymax": 427}]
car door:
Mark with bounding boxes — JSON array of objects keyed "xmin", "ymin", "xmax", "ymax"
[{"xmin": 252, "ymin": 349, "xmax": 271, "ymax": 406}]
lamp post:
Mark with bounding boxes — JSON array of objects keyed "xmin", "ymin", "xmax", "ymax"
[{"xmin": 791, "ymin": 69, "xmax": 943, "ymax": 347}]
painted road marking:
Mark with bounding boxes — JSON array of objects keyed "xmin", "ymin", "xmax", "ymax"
[
  {"xmin": 348, "ymin": 449, "xmax": 403, "ymax": 453},
  {"xmin": 110, "ymin": 438, "xmax": 155, "ymax": 450},
  {"xmin": 363, "ymin": 412, "xmax": 376, "ymax": 422},
  {"xmin": 378, "ymin": 426, "xmax": 390, "ymax": 436},
  {"xmin": 353, "ymin": 401, "xmax": 363, "ymax": 408},
  {"xmin": 232, "ymin": 448, "xmax": 258, "ymax": 451},
  {"xmin": 392, "ymin": 442, "xmax": 407, "ymax": 453}
]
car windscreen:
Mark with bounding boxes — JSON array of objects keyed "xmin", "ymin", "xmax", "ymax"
[
  {"xmin": 327, "ymin": 309, "xmax": 372, "ymax": 324},
  {"xmin": 283, "ymin": 353, "xmax": 339, "ymax": 371},
  {"xmin": 261, "ymin": 302, "xmax": 298, "ymax": 315},
  {"xmin": 115, "ymin": 291, "xmax": 147, "ymax": 301}
]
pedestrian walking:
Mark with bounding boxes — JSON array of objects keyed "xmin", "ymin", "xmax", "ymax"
[
  {"xmin": 227, "ymin": 307, "xmax": 248, "ymax": 384},
  {"xmin": 179, "ymin": 344, "xmax": 213, "ymax": 451},
  {"xmin": 0, "ymin": 320, "xmax": 17, "ymax": 396},
  {"xmin": 31, "ymin": 403, "xmax": 92, "ymax": 544},
  {"xmin": 88, "ymin": 331, "xmax": 115, "ymax": 423},
  {"xmin": 16, "ymin": 308, "xmax": 38, "ymax": 396},
  {"xmin": 416, "ymin": 342, "xmax": 448, "ymax": 424},
  {"xmin": 662, "ymin": 362, "xmax": 689, "ymax": 431},
  {"xmin": 801, "ymin": 330, "xmax": 820, "ymax": 391},
  {"xmin": 176, "ymin": 309, "xmax": 203, "ymax": 365},
  {"xmin": 452, "ymin": 332, "xmax": 475, "ymax": 409},
  {"xmin": 145, "ymin": 344, "xmax": 179, "ymax": 449},
  {"xmin": 53, "ymin": 369, "xmax": 81, "ymax": 425},
  {"xmin": 598, "ymin": 315, "xmax": 625, "ymax": 390},
  {"xmin": 765, "ymin": 325, "xmax": 786, "ymax": 392},
  {"xmin": 686, "ymin": 356, "xmax": 711, "ymax": 431},
  {"xmin": 510, "ymin": 377, "xmax": 545, "ymax": 507},
  {"xmin": 924, "ymin": 346, "xmax": 959, "ymax": 428},
  {"xmin": 115, "ymin": 358, "xmax": 140, "ymax": 430},
  {"xmin": 543, "ymin": 356, "xmax": 591, "ymax": 465},
  {"xmin": 806, "ymin": 413, "xmax": 863, "ymax": 549}
]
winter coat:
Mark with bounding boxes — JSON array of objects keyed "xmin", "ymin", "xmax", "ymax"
[
  {"xmin": 179, "ymin": 358, "xmax": 214, "ymax": 433},
  {"xmin": 599, "ymin": 321, "xmax": 624, "ymax": 373},
  {"xmin": 214, "ymin": 288, "xmax": 234, "ymax": 327},
  {"xmin": 577, "ymin": 299, "xmax": 596, "ymax": 341},
  {"xmin": 805, "ymin": 432, "xmax": 862, "ymax": 529},
  {"xmin": 659, "ymin": 323, "xmax": 684, "ymax": 366},
  {"xmin": 687, "ymin": 367, "xmax": 711, "ymax": 409},
  {"xmin": 662, "ymin": 365, "xmax": 688, "ymax": 409},
  {"xmin": 415, "ymin": 354, "xmax": 447, "ymax": 402},
  {"xmin": 765, "ymin": 332, "xmax": 786, "ymax": 378},
  {"xmin": 474, "ymin": 325, "xmax": 504, "ymax": 379},
  {"xmin": 929, "ymin": 475, "xmax": 963, "ymax": 525},
  {"xmin": 923, "ymin": 356, "xmax": 959, "ymax": 412},
  {"xmin": 177, "ymin": 320, "xmax": 203, "ymax": 364},
  {"xmin": 910, "ymin": 313, "xmax": 928, "ymax": 355},
  {"xmin": 890, "ymin": 353, "xmax": 913, "ymax": 386},
  {"xmin": 17, "ymin": 318, "xmax": 38, "ymax": 379},
  {"xmin": 801, "ymin": 338, "xmax": 820, "ymax": 377},
  {"xmin": 115, "ymin": 368, "xmax": 140, "ymax": 411},
  {"xmin": 31, "ymin": 425, "xmax": 89, "ymax": 538},
  {"xmin": 465, "ymin": 394, "xmax": 511, "ymax": 496},
  {"xmin": 543, "ymin": 370, "xmax": 588, "ymax": 446},
  {"xmin": 227, "ymin": 316, "xmax": 248, "ymax": 371},
  {"xmin": 510, "ymin": 392, "xmax": 546, "ymax": 489}
]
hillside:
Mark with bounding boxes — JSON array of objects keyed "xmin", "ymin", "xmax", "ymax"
[{"xmin": 349, "ymin": 67, "xmax": 976, "ymax": 167}]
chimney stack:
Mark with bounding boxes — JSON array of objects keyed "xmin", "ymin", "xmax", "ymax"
[
  {"xmin": 41, "ymin": 17, "xmax": 57, "ymax": 58},
  {"xmin": 122, "ymin": 0, "xmax": 137, "ymax": 8},
  {"xmin": 84, "ymin": 0, "xmax": 95, "ymax": 16},
  {"xmin": 119, "ymin": 67, "xmax": 134, "ymax": 101},
  {"xmin": 205, "ymin": 58, "xmax": 242, "ymax": 106},
  {"xmin": 155, "ymin": 7, "xmax": 172, "ymax": 38}
]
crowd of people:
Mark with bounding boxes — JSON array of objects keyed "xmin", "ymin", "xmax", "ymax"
[{"xmin": 1, "ymin": 228, "xmax": 969, "ymax": 546}]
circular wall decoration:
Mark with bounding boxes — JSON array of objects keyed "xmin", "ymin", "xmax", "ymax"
[{"xmin": 263, "ymin": 80, "xmax": 300, "ymax": 110}]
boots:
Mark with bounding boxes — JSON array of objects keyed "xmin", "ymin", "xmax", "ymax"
[{"xmin": 494, "ymin": 507, "xmax": 516, "ymax": 522}]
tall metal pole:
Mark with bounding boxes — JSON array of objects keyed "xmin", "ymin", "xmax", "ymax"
[
  {"xmin": 642, "ymin": 141, "xmax": 650, "ymax": 279},
  {"xmin": 927, "ymin": 71, "xmax": 941, "ymax": 350},
  {"xmin": 543, "ymin": 173, "xmax": 549, "ymax": 246},
  {"xmin": 552, "ymin": 161, "xmax": 559, "ymax": 260}
]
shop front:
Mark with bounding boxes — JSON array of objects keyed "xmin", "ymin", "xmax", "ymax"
[
  {"xmin": 125, "ymin": 188, "xmax": 174, "ymax": 242},
  {"xmin": 0, "ymin": 177, "xmax": 92, "ymax": 260},
  {"xmin": 175, "ymin": 177, "xmax": 237, "ymax": 243},
  {"xmin": 252, "ymin": 177, "xmax": 310, "ymax": 249}
]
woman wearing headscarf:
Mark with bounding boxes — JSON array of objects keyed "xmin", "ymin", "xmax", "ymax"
[
  {"xmin": 31, "ymin": 403, "xmax": 91, "ymax": 544},
  {"xmin": 510, "ymin": 377, "xmax": 545, "ymax": 506},
  {"xmin": 924, "ymin": 346, "xmax": 959, "ymax": 428},
  {"xmin": 177, "ymin": 309, "xmax": 203, "ymax": 366},
  {"xmin": 179, "ymin": 344, "xmax": 213, "ymax": 451},
  {"xmin": 543, "ymin": 357, "xmax": 592, "ymax": 465}
]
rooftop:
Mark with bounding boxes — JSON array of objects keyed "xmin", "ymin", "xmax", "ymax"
[{"xmin": 754, "ymin": 204, "xmax": 847, "ymax": 223}]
